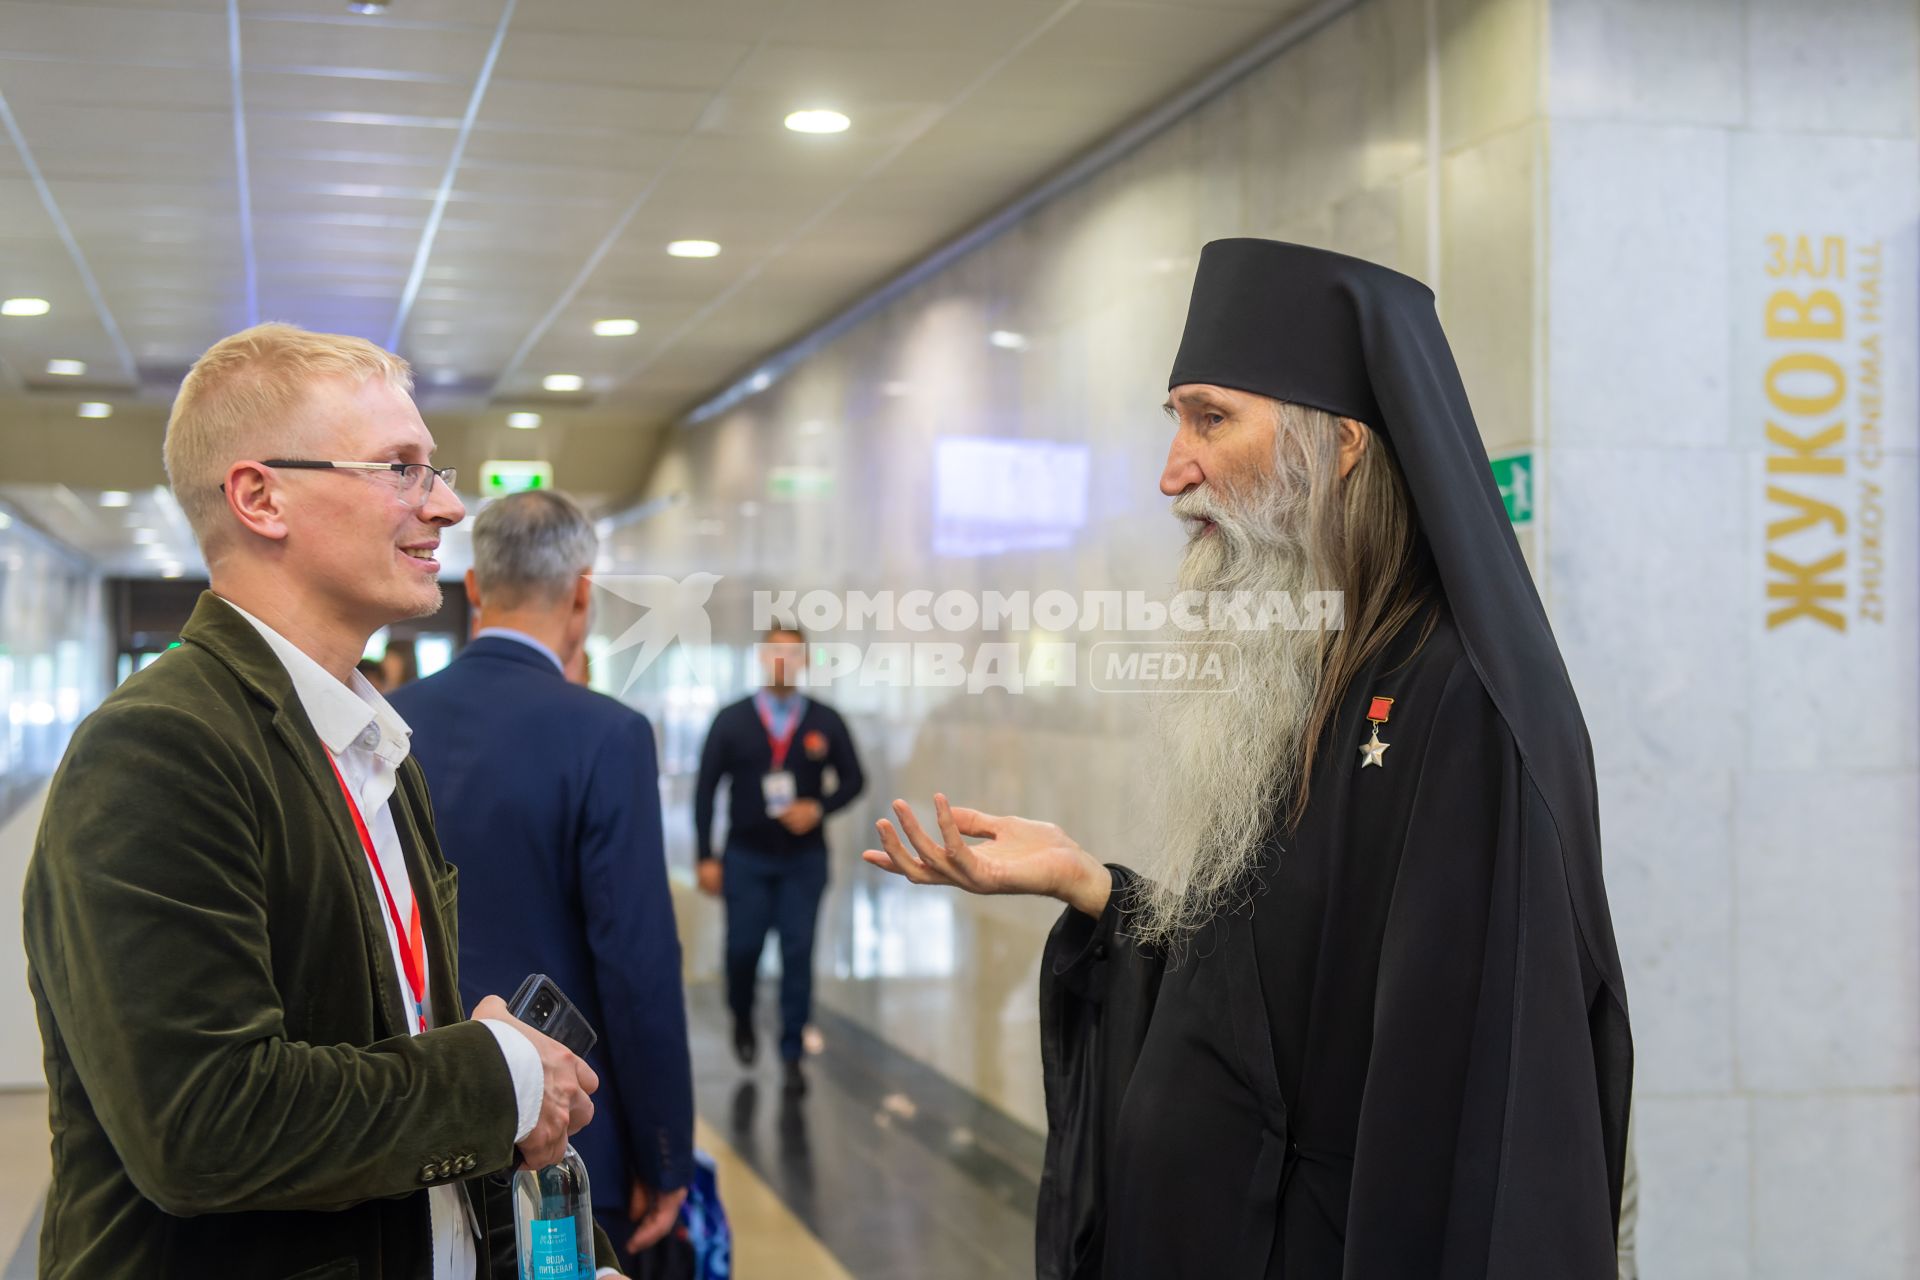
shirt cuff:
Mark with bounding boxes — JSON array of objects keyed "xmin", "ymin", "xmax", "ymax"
[{"xmin": 480, "ymin": 1018, "xmax": 545, "ymax": 1144}]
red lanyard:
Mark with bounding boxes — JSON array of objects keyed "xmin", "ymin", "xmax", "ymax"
[
  {"xmin": 754, "ymin": 694, "xmax": 802, "ymax": 771},
  {"xmin": 325, "ymin": 752, "xmax": 428, "ymax": 1034}
]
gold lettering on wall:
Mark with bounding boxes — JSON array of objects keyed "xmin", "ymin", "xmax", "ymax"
[{"xmin": 1761, "ymin": 234, "xmax": 1873, "ymax": 632}]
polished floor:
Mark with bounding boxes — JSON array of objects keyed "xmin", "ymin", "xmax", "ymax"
[{"xmin": 0, "ymin": 978, "xmax": 1041, "ymax": 1279}]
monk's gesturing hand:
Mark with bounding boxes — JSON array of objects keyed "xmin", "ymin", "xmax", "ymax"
[{"xmin": 865, "ymin": 794, "xmax": 1112, "ymax": 917}]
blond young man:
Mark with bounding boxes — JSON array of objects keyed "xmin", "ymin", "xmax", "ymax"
[{"xmin": 24, "ymin": 324, "xmax": 623, "ymax": 1278}]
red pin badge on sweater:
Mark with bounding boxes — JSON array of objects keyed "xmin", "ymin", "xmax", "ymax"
[{"xmin": 1358, "ymin": 696, "xmax": 1393, "ymax": 768}]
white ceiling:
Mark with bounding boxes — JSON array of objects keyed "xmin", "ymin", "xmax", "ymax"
[
  {"xmin": 0, "ymin": 482, "xmax": 209, "ymax": 578},
  {"xmin": 0, "ymin": 0, "xmax": 1309, "ymax": 571}
]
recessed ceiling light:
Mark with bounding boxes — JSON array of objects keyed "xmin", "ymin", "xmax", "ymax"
[
  {"xmin": 99, "ymin": 490, "xmax": 131, "ymax": 508},
  {"xmin": 2, "ymin": 297, "xmax": 50, "ymax": 317},
  {"xmin": 0, "ymin": 512, "xmax": 12, "ymax": 530},
  {"xmin": 989, "ymin": 330, "xmax": 1029, "ymax": 351},
  {"xmin": 592, "ymin": 318, "xmax": 639, "ymax": 337},
  {"xmin": 132, "ymin": 528, "xmax": 159, "ymax": 544},
  {"xmin": 507, "ymin": 412, "xmax": 542, "ymax": 430},
  {"xmin": 542, "ymin": 374, "xmax": 584, "ymax": 393},
  {"xmin": 47, "ymin": 359, "xmax": 86, "ymax": 376},
  {"xmin": 785, "ymin": 109, "xmax": 850, "ymax": 135},
  {"xmin": 746, "ymin": 370, "xmax": 773, "ymax": 393},
  {"xmin": 667, "ymin": 240, "xmax": 722, "ymax": 259},
  {"xmin": 429, "ymin": 368, "xmax": 462, "ymax": 386},
  {"xmin": 346, "ymin": 1, "xmax": 388, "ymax": 13},
  {"xmin": 78, "ymin": 402, "xmax": 112, "ymax": 419},
  {"xmin": 160, "ymin": 564, "xmax": 184, "ymax": 579}
]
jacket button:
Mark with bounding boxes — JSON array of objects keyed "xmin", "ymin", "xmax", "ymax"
[
  {"xmin": 460, "ymin": 1155, "xmax": 476, "ymax": 1172},
  {"xmin": 420, "ymin": 1164, "xmax": 437, "ymax": 1182},
  {"xmin": 438, "ymin": 1159, "xmax": 454, "ymax": 1178}
]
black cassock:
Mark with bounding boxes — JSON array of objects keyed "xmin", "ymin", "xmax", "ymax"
[{"xmin": 1035, "ymin": 242, "xmax": 1632, "ymax": 1278}]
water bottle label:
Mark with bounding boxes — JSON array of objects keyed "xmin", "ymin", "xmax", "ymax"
[{"xmin": 520, "ymin": 1216, "xmax": 578, "ymax": 1280}]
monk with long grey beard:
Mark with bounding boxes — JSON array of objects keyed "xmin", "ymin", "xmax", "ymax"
[{"xmin": 864, "ymin": 239, "xmax": 1631, "ymax": 1279}]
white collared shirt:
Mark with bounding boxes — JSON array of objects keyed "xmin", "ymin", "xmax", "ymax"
[{"xmin": 226, "ymin": 601, "xmax": 545, "ymax": 1280}]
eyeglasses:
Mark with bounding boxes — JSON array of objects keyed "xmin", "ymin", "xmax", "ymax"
[{"xmin": 255, "ymin": 460, "xmax": 457, "ymax": 510}]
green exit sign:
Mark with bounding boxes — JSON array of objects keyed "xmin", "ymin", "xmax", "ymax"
[
  {"xmin": 768, "ymin": 466, "xmax": 835, "ymax": 500},
  {"xmin": 480, "ymin": 460, "xmax": 554, "ymax": 495},
  {"xmin": 1490, "ymin": 450, "xmax": 1535, "ymax": 525}
]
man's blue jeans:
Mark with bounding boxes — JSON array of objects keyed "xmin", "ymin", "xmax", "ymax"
[{"xmin": 721, "ymin": 844, "xmax": 828, "ymax": 1063}]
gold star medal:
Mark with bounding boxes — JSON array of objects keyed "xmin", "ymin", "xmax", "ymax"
[{"xmin": 1358, "ymin": 695, "xmax": 1393, "ymax": 768}]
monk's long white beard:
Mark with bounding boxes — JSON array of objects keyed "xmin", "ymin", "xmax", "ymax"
[{"xmin": 1133, "ymin": 463, "xmax": 1328, "ymax": 947}]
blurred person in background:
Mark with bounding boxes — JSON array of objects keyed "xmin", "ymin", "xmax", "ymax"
[
  {"xmin": 380, "ymin": 635, "xmax": 419, "ymax": 690},
  {"xmin": 358, "ymin": 654, "xmax": 393, "ymax": 692},
  {"xmin": 867, "ymin": 241, "xmax": 1631, "ymax": 1279},
  {"xmin": 23, "ymin": 323, "xmax": 611, "ymax": 1279},
  {"xmin": 694, "ymin": 624, "xmax": 865, "ymax": 1095},
  {"xmin": 392, "ymin": 489, "xmax": 695, "ymax": 1272}
]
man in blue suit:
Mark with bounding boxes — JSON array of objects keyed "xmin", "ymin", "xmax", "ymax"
[{"xmin": 393, "ymin": 490, "xmax": 694, "ymax": 1270}]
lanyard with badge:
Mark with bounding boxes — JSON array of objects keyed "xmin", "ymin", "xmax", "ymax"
[
  {"xmin": 755, "ymin": 692, "xmax": 803, "ymax": 816},
  {"xmin": 326, "ymin": 753, "xmax": 429, "ymax": 1035}
]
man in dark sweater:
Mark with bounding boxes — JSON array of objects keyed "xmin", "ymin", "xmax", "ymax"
[{"xmin": 694, "ymin": 625, "xmax": 865, "ymax": 1093}]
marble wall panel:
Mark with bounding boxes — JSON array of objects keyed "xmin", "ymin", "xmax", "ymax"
[
  {"xmin": 1732, "ymin": 769, "xmax": 1920, "ymax": 1093},
  {"xmin": 1547, "ymin": 0, "xmax": 1746, "ymax": 125},
  {"xmin": 1630, "ymin": 1096, "xmax": 1751, "ymax": 1280},
  {"xmin": 1751, "ymin": 1093, "xmax": 1920, "ymax": 1279},
  {"xmin": 1746, "ymin": 0, "xmax": 1919, "ymax": 137},
  {"xmin": 1547, "ymin": 121, "xmax": 1731, "ymax": 449},
  {"xmin": 1597, "ymin": 769, "xmax": 1736, "ymax": 1095},
  {"xmin": 1545, "ymin": 444, "xmax": 1748, "ymax": 774}
]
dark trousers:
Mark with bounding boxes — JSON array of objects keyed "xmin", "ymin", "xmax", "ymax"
[{"xmin": 722, "ymin": 844, "xmax": 828, "ymax": 1063}]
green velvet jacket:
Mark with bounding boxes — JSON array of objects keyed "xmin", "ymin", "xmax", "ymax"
[{"xmin": 23, "ymin": 593, "xmax": 620, "ymax": 1278}]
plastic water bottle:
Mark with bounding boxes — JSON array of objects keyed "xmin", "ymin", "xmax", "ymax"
[{"xmin": 513, "ymin": 1145, "xmax": 593, "ymax": 1280}]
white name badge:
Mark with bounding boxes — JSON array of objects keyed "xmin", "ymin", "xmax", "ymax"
[{"xmin": 761, "ymin": 770, "xmax": 797, "ymax": 816}]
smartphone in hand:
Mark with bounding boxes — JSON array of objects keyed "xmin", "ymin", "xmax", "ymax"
[{"xmin": 506, "ymin": 974, "xmax": 598, "ymax": 1059}]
